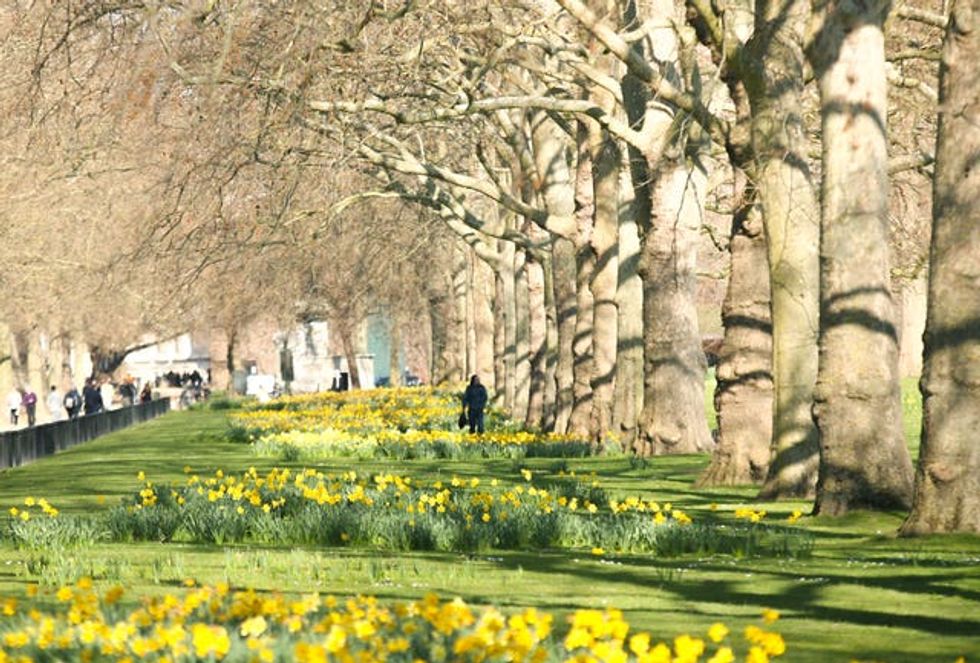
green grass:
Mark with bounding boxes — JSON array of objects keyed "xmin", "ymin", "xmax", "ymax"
[
  {"xmin": 902, "ymin": 376, "xmax": 923, "ymax": 456},
  {"xmin": 0, "ymin": 397, "xmax": 976, "ymax": 662}
]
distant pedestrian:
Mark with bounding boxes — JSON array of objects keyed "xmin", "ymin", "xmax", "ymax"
[
  {"xmin": 64, "ymin": 384, "xmax": 81, "ymax": 419},
  {"xmin": 461, "ymin": 375, "xmax": 489, "ymax": 435},
  {"xmin": 46, "ymin": 385, "xmax": 63, "ymax": 422},
  {"xmin": 139, "ymin": 382, "xmax": 152, "ymax": 404},
  {"xmin": 6, "ymin": 387, "xmax": 21, "ymax": 425},
  {"xmin": 83, "ymin": 379, "xmax": 104, "ymax": 415},
  {"xmin": 119, "ymin": 378, "xmax": 136, "ymax": 407},
  {"xmin": 100, "ymin": 380, "xmax": 114, "ymax": 411},
  {"xmin": 21, "ymin": 386, "xmax": 37, "ymax": 427}
]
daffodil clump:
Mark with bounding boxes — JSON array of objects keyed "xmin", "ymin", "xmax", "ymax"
[
  {"xmin": 4, "ymin": 498, "xmax": 102, "ymax": 551},
  {"xmin": 231, "ymin": 387, "xmax": 593, "ymax": 460},
  {"xmin": 0, "ymin": 578, "xmax": 789, "ymax": 663},
  {"xmin": 731, "ymin": 508, "xmax": 805, "ymax": 526},
  {"xmin": 102, "ymin": 468, "xmax": 811, "ymax": 558}
]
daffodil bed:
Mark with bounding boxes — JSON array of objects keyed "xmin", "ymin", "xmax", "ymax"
[
  {"xmin": 6, "ymin": 468, "xmax": 812, "ymax": 558},
  {"xmin": 231, "ymin": 388, "xmax": 594, "ymax": 460},
  {"xmin": 0, "ymin": 577, "xmax": 788, "ymax": 663}
]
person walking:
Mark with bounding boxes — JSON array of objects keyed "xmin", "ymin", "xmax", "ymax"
[
  {"xmin": 6, "ymin": 387, "xmax": 21, "ymax": 426},
  {"xmin": 139, "ymin": 382, "xmax": 153, "ymax": 404},
  {"xmin": 83, "ymin": 379, "xmax": 104, "ymax": 415},
  {"xmin": 461, "ymin": 375, "xmax": 489, "ymax": 435},
  {"xmin": 46, "ymin": 385, "xmax": 63, "ymax": 422},
  {"xmin": 119, "ymin": 375, "xmax": 136, "ymax": 407},
  {"xmin": 21, "ymin": 386, "xmax": 37, "ymax": 427},
  {"xmin": 100, "ymin": 380, "xmax": 114, "ymax": 411},
  {"xmin": 63, "ymin": 384, "xmax": 81, "ymax": 420}
]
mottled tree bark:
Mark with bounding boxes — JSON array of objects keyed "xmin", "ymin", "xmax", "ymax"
[
  {"xmin": 612, "ymin": 153, "xmax": 644, "ymax": 445},
  {"xmin": 225, "ymin": 329, "xmax": 238, "ymax": 393},
  {"xmin": 809, "ymin": 0, "xmax": 914, "ymax": 514},
  {"xmin": 472, "ymin": 255, "xmax": 497, "ymax": 389},
  {"xmin": 698, "ymin": 183, "xmax": 774, "ymax": 485},
  {"xmin": 530, "ymin": 113, "xmax": 578, "ymax": 433},
  {"xmin": 552, "ymin": 237, "xmax": 577, "ymax": 433},
  {"xmin": 745, "ymin": 0, "xmax": 822, "ymax": 499},
  {"xmin": 588, "ymin": 123, "xmax": 620, "ymax": 445},
  {"xmin": 540, "ymin": 249, "xmax": 559, "ymax": 431},
  {"xmin": 59, "ymin": 335, "xmax": 74, "ymax": 384},
  {"xmin": 9, "ymin": 328, "xmax": 30, "ymax": 388},
  {"xmin": 498, "ymin": 239, "xmax": 518, "ymax": 411},
  {"xmin": 902, "ymin": 0, "xmax": 980, "ymax": 534},
  {"xmin": 338, "ymin": 323, "xmax": 361, "ymax": 390},
  {"xmin": 464, "ymin": 253, "xmax": 478, "ymax": 378},
  {"xmin": 513, "ymin": 247, "xmax": 531, "ymax": 423},
  {"xmin": 525, "ymin": 252, "xmax": 548, "ymax": 428},
  {"xmin": 388, "ymin": 319, "xmax": 401, "ymax": 387},
  {"xmin": 493, "ymin": 263, "xmax": 507, "ymax": 409},
  {"xmin": 567, "ymin": 122, "xmax": 596, "ymax": 435},
  {"xmin": 452, "ymin": 245, "xmax": 469, "ymax": 381},
  {"xmin": 636, "ymin": 160, "xmax": 714, "ymax": 455}
]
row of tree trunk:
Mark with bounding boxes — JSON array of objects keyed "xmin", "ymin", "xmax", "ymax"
[{"xmin": 419, "ymin": 0, "xmax": 979, "ymax": 533}]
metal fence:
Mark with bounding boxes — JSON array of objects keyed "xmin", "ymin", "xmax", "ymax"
[{"xmin": 0, "ymin": 399, "xmax": 171, "ymax": 470}]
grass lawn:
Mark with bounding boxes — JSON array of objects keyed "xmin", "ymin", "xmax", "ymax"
[{"xmin": 0, "ymin": 397, "xmax": 977, "ymax": 662}]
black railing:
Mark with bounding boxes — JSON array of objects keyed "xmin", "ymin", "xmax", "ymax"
[{"xmin": 0, "ymin": 399, "xmax": 171, "ymax": 470}]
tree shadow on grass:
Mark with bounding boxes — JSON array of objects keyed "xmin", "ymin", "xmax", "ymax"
[{"xmin": 499, "ymin": 550, "xmax": 980, "ymax": 638}]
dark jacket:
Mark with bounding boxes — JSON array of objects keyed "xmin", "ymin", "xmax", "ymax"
[
  {"xmin": 462, "ymin": 383, "xmax": 488, "ymax": 411},
  {"xmin": 83, "ymin": 384, "xmax": 104, "ymax": 414},
  {"xmin": 64, "ymin": 388, "xmax": 81, "ymax": 411}
]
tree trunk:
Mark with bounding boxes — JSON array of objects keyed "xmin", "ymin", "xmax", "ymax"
[
  {"xmin": 614, "ymin": 0, "xmax": 654, "ymax": 448},
  {"xmin": 568, "ymin": 121, "xmax": 596, "ymax": 436},
  {"xmin": 37, "ymin": 332, "xmax": 53, "ymax": 395},
  {"xmin": 473, "ymin": 255, "xmax": 497, "ymax": 389},
  {"xmin": 525, "ymin": 252, "xmax": 548, "ymax": 428},
  {"xmin": 698, "ymin": 186, "xmax": 773, "ymax": 486},
  {"xmin": 226, "ymin": 329, "xmax": 238, "ymax": 393},
  {"xmin": 612, "ymin": 151, "xmax": 644, "ymax": 445},
  {"xmin": 809, "ymin": 0, "xmax": 914, "ymax": 514},
  {"xmin": 60, "ymin": 335, "xmax": 74, "ymax": 384},
  {"xmin": 89, "ymin": 345, "xmax": 130, "ymax": 380},
  {"xmin": 10, "ymin": 328, "xmax": 30, "ymax": 388},
  {"xmin": 451, "ymin": 246, "xmax": 469, "ymax": 381},
  {"xmin": 635, "ymin": 159, "xmax": 714, "ymax": 455},
  {"xmin": 540, "ymin": 249, "xmax": 559, "ymax": 431},
  {"xmin": 552, "ymin": 237, "xmax": 577, "ymax": 433},
  {"xmin": 513, "ymin": 247, "xmax": 531, "ymax": 423},
  {"xmin": 428, "ymin": 292, "xmax": 449, "ymax": 384},
  {"xmin": 530, "ymin": 111, "xmax": 577, "ymax": 433},
  {"xmin": 901, "ymin": 0, "xmax": 980, "ymax": 534},
  {"xmin": 588, "ymin": 123, "xmax": 620, "ymax": 446},
  {"xmin": 499, "ymin": 239, "xmax": 518, "ymax": 412},
  {"xmin": 339, "ymin": 324, "xmax": 361, "ymax": 390},
  {"xmin": 493, "ymin": 264, "xmax": 507, "ymax": 409},
  {"xmin": 746, "ymin": 0, "xmax": 823, "ymax": 499},
  {"xmin": 465, "ymin": 253, "xmax": 477, "ymax": 378},
  {"xmin": 388, "ymin": 318, "xmax": 402, "ymax": 387}
]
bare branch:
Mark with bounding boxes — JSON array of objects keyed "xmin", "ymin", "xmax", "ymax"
[
  {"xmin": 554, "ymin": 0, "xmax": 733, "ymax": 150},
  {"xmin": 894, "ymin": 5, "xmax": 948, "ymax": 29},
  {"xmin": 888, "ymin": 151, "xmax": 935, "ymax": 175},
  {"xmin": 308, "ymin": 95, "xmax": 647, "ymax": 149},
  {"xmin": 887, "ymin": 67, "xmax": 938, "ymax": 102}
]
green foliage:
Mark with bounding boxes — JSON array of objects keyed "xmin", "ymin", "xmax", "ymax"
[{"xmin": 4, "ymin": 514, "xmax": 102, "ymax": 551}]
